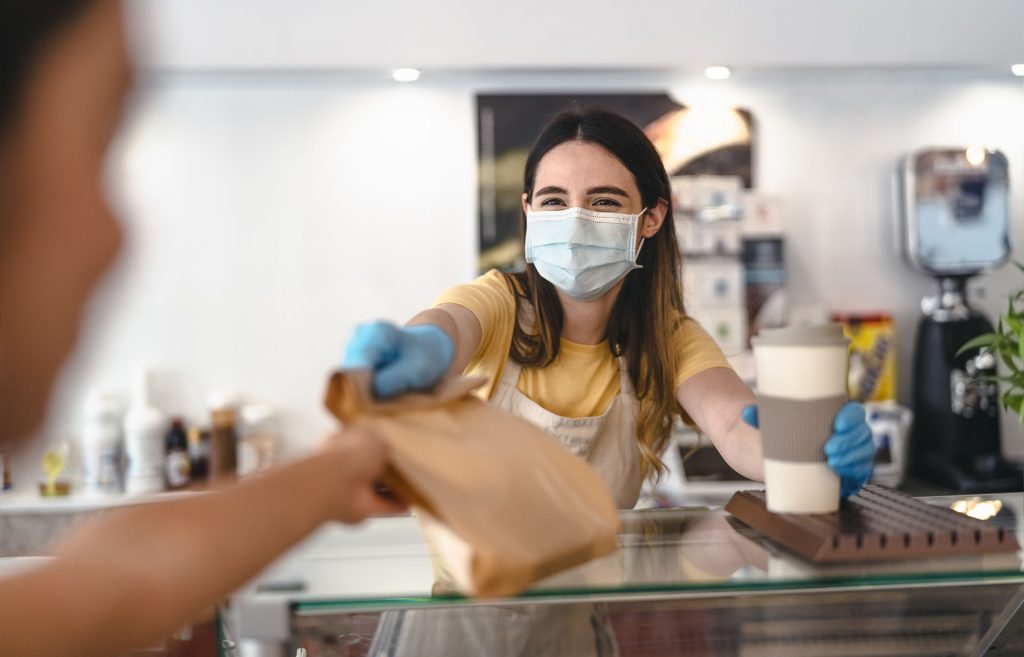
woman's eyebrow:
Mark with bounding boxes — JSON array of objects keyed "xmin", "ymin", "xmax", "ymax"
[
  {"xmin": 587, "ymin": 186, "xmax": 629, "ymax": 196},
  {"xmin": 534, "ymin": 185, "xmax": 630, "ymax": 196}
]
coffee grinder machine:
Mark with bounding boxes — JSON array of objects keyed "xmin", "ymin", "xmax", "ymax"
[{"xmin": 897, "ymin": 147, "xmax": 1022, "ymax": 492}]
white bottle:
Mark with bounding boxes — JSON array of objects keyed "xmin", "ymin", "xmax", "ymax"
[
  {"xmin": 81, "ymin": 391, "xmax": 123, "ymax": 494},
  {"xmin": 123, "ymin": 370, "xmax": 166, "ymax": 495}
]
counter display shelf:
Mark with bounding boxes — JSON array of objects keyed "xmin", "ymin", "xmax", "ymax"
[{"xmin": 223, "ymin": 492, "xmax": 1024, "ymax": 657}]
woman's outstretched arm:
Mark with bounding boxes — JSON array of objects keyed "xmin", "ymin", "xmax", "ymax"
[{"xmin": 677, "ymin": 367, "xmax": 764, "ymax": 482}]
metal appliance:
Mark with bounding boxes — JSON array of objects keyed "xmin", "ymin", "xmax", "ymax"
[{"xmin": 897, "ymin": 147, "xmax": 1022, "ymax": 492}]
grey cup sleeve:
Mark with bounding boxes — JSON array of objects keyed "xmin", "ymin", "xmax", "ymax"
[{"xmin": 757, "ymin": 394, "xmax": 848, "ymax": 462}]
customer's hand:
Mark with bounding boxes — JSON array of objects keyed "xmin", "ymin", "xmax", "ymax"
[
  {"xmin": 741, "ymin": 402, "xmax": 875, "ymax": 498},
  {"xmin": 342, "ymin": 321, "xmax": 454, "ymax": 398},
  {"xmin": 321, "ymin": 428, "xmax": 407, "ymax": 523}
]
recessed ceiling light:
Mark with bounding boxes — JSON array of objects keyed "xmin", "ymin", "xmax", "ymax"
[
  {"xmin": 704, "ymin": 66, "xmax": 731, "ymax": 80},
  {"xmin": 1012, "ymin": 64, "xmax": 1024, "ymax": 77},
  {"xmin": 965, "ymin": 145, "xmax": 987, "ymax": 166},
  {"xmin": 392, "ymin": 68, "xmax": 421, "ymax": 82}
]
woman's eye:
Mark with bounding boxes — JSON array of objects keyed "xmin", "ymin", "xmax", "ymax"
[
  {"xmin": 592, "ymin": 198, "xmax": 622, "ymax": 207},
  {"xmin": 539, "ymin": 198, "xmax": 566, "ymax": 207}
]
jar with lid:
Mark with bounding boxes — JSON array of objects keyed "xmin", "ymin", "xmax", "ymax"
[
  {"xmin": 207, "ymin": 392, "xmax": 239, "ymax": 482},
  {"xmin": 0, "ymin": 452, "xmax": 10, "ymax": 491},
  {"xmin": 237, "ymin": 403, "xmax": 278, "ymax": 477},
  {"xmin": 187, "ymin": 426, "xmax": 210, "ymax": 483}
]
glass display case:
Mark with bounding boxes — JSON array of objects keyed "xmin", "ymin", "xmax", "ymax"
[{"xmin": 223, "ymin": 493, "xmax": 1024, "ymax": 657}]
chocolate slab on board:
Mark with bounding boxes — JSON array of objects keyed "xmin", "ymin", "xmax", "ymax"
[{"xmin": 725, "ymin": 485, "xmax": 1020, "ymax": 563}]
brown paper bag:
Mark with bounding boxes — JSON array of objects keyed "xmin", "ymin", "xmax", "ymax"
[{"xmin": 324, "ymin": 369, "xmax": 621, "ymax": 598}]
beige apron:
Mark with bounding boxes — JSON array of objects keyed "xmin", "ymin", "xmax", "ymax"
[
  {"xmin": 490, "ymin": 348, "xmax": 644, "ymax": 510},
  {"xmin": 376, "ymin": 309, "xmax": 643, "ymax": 656}
]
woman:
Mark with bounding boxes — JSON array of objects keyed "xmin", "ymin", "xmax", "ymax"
[
  {"xmin": 344, "ymin": 108, "xmax": 874, "ymax": 508},
  {"xmin": 0, "ymin": 2, "xmax": 401, "ymax": 654}
]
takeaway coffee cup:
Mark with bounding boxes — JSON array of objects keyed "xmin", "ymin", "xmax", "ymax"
[{"xmin": 752, "ymin": 324, "xmax": 850, "ymax": 514}]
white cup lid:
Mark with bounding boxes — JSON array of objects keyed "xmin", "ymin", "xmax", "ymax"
[{"xmin": 752, "ymin": 323, "xmax": 849, "ymax": 348}]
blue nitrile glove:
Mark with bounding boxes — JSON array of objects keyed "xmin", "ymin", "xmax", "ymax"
[
  {"xmin": 742, "ymin": 402, "xmax": 875, "ymax": 498},
  {"xmin": 342, "ymin": 321, "xmax": 454, "ymax": 398}
]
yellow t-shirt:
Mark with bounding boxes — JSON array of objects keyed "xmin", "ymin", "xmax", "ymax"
[{"xmin": 435, "ymin": 270, "xmax": 731, "ymax": 418}]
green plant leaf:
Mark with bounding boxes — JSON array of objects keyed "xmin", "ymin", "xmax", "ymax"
[
  {"xmin": 982, "ymin": 375, "xmax": 1024, "ymax": 386},
  {"xmin": 957, "ymin": 333, "xmax": 998, "ymax": 356},
  {"xmin": 965, "ymin": 265, "xmax": 1024, "ymax": 424},
  {"xmin": 991, "ymin": 344, "xmax": 1020, "ymax": 373},
  {"xmin": 988, "ymin": 375, "xmax": 1021, "ymax": 385},
  {"xmin": 1003, "ymin": 391, "xmax": 1024, "ymax": 408},
  {"xmin": 997, "ymin": 343, "xmax": 1022, "ymax": 373}
]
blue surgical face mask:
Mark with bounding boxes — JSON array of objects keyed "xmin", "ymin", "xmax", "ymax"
[{"xmin": 525, "ymin": 206, "xmax": 647, "ymax": 301}]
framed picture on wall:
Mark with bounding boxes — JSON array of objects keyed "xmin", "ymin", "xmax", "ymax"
[{"xmin": 476, "ymin": 93, "xmax": 755, "ymax": 273}]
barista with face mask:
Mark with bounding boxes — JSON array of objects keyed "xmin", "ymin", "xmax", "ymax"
[{"xmin": 344, "ymin": 108, "xmax": 875, "ymax": 509}]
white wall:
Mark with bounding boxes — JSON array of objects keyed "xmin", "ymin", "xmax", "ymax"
[
  {"xmin": 129, "ymin": 0, "xmax": 1024, "ymax": 70},
  {"xmin": 16, "ymin": 67, "xmax": 1024, "ymax": 489},
  {"xmin": 23, "ymin": 77, "xmax": 480, "ymax": 486}
]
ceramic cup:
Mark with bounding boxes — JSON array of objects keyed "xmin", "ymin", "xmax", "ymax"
[{"xmin": 753, "ymin": 324, "xmax": 849, "ymax": 514}]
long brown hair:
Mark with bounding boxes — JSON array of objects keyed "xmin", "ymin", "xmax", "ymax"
[{"xmin": 504, "ymin": 108, "xmax": 685, "ymax": 478}]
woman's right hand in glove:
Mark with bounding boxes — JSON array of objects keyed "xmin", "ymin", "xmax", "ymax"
[{"xmin": 342, "ymin": 320, "xmax": 454, "ymax": 398}]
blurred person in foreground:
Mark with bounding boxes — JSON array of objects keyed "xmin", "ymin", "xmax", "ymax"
[{"xmin": 0, "ymin": 1, "xmax": 403, "ymax": 654}]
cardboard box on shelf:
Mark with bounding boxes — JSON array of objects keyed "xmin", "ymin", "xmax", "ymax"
[
  {"xmin": 688, "ymin": 306, "xmax": 748, "ymax": 356},
  {"xmin": 683, "ymin": 258, "xmax": 745, "ymax": 311},
  {"xmin": 670, "ymin": 176, "xmax": 699, "ymax": 213},
  {"xmin": 741, "ymin": 192, "xmax": 784, "ymax": 237},
  {"xmin": 695, "ymin": 175, "xmax": 743, "ymax": 211},
  {"xmin": 676, "ymin": 219, "xmax": 742, "ymax": 256},
  {"xmin": 743, "ymin": 238, "xmax": 786, "ymax": 343},
  {"xmin": 671, "ymin": 175, "xmax": 743, "ymax": 219}
]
